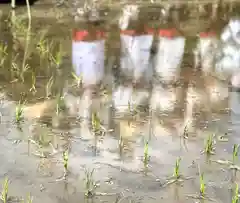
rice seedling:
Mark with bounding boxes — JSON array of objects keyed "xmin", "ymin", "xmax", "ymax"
[
  {"xmin": 163, "ymin": 157, "xmax": 194, "ymax": 187},
  {"xmin": 202, "ymin": 133, "xmax": 215, "ymax": 155},
  {"xmin": 71, "ymin": 72, "xmax": 82, "ymax": 88},
  {"xmin": 37, "ymin": 39, "xmax": 48, "ymax": 58},
  {"xmin": 49, "ymin": 43, "xmax": 64, "ymax": 69},
  {"xmin": 11, "ymin": 60, "xmax": 30, "ymax": 83},
  {"xmin": 29, "ymin": 71, "xmax": 36, "ymax": 93},
  {"xmin": 233, "ymin": 144, "xmax": 239, "ymax": 164},
  {"xmin": 91, "ymin": 112, "xmax": 101, "ymax": 135},
  {"xmin": 0, "ymin": 42, "xmax": 8, "ymax": 67},
  {"xmin": 84, "ymin": 168, "xmax": 96, "ymax": 198},
  {"xmin": 21, "ymin": 14, "xmax": 32, "ymax": 83},
  {"xmin": 1, "ymin": 177, "xmax": 9, "ymax": 203},
  {"xmin": 23, "ymin": 193, "xmax": 33, "ymax": 203},
  {"xmin": 143, "ymin": 139, "xmax": 149, "ymax": 166},
  {"xmin": 199, "ymin": 171, "xmax": 205, "ymax": 198},
  {"xmin": 173, "ymin": 157, "xmax": 181, "ymax": 180},
  {"xmin": 212, "ymin": 144, "xmax": 240, "ymax": 170},
  {"xmin": 232, "ymin": 182, "xmax": 239, "ymax": 203},
  {"xmin": 56, "ymin": 94, "xmax": 66, "ymax": 115},
  {"xmin": 15, "ymin": 100, "xmax": 24, "ymax": 123},
  {"xmin": 36, "ymin": 37, "xmax": 53, "ymax": 72},
  {"xmin": 46, "ymin": 75, "xmax": 54, "ymax": 98},
  {"xmin": 62, "ymin": 150, "xmax": 69, "ymax": 177},
  {"xmin": 186, "ymin": 165, "xmax": 214, "ymax": 201}
]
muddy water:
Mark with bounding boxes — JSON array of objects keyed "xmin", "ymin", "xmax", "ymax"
[{"xmin": 0, "ymin": 2, "xmax": 240, "ymax": 203}]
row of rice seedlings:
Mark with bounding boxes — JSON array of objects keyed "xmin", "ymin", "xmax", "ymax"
[
  {"xmin": 5, "ymin": 15, "xmax": 65, "ymax": 99},
  {"xmin": 1, "ymin": 177, "xmax": 34, "ymax": 203},
  {"xmin": 1, "ymin": 168, "xmax": 97, "ymax": 200}
]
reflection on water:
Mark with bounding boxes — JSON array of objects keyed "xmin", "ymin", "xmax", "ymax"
[
  {"xmin": 0, "ymin": 2, "xmax": 240, "ymax": 202},
  {"xmin": 68, "ymin": 3, "xmax": 240, "ymax": 137}
]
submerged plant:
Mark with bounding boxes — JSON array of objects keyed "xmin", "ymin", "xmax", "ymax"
[
  {"xmin": 84, "ymin": 168, "xmax": 96, "ymax": 198},
  {"xmin": 15, "ymin": 101, "xmax": 24, "ymax": 123},
  {"xmin": 1, "ymin": 177, "xmax": 9, "ymax": 203}
]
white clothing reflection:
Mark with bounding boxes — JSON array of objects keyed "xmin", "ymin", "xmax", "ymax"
[
  {"xmin": 113, "ymin": 28, "xmax": 154, "ymax": 115},
  {"xmin": 196, "ymin": 31, "xmax": 221, "ymax": 76},
  {"xmin": 154, "ymin": 28, "xmax": 185, "ymax": 84},
  {"xmin": 113, "ymin": 85, "xmax": 149, "ymax": 115},
  {"xmin": 216, "ymin": 18, "xmax": 240, "ymax": 83},
  {"xmin": 151, "ymin": 28, "xmax": 185, "ymax": 114},
  {"xmin": 72, "ymin": 30, "xmax": 105, "ymax": 88},
  {"xmin": 119, "ymin": 29, "xmax": 154, "ymax": 83},
  {"xmin": 68, "ymin": 29, "xmax": 108, "ymax": 134}
]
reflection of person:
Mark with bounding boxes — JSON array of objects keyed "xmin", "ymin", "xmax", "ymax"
[
  {"xmin": 67, "ymin": 7, "xmax": 107, "ymax": 125},
  {"xmin": 216, "ymin": 5, "xmax": 240, "ymax": 87},
  {"xmin": 72, "ymin": 29, "xmax": 105, "ymax": 89},
  {"xmin": 150, "ymin": 5, "xmax": 190, "ymax": 137},
  {"xmin": 182, "ymin": 2, "xmax": 236, "ymax": 135},
  {"xmin": 113, "ymin": 4, "xmax": 153, "ymax": 115},
  {"xmin": 151, "ymin": 5, "xmax": 186, "ymax": 114}
]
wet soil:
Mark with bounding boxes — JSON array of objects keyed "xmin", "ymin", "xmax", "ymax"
[{"xmin": 0, "ymin": 1, "xmax": 240, "ymax": 203}]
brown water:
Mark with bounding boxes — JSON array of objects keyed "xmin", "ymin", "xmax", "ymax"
[{"xmin": 0, "ymin": 2, "xmax": 240, "ymax": 203}]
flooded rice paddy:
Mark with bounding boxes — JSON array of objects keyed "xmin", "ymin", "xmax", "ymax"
[{"xmin": 0, "ymin": 1, "xmax": 240, "ymax": 203}]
